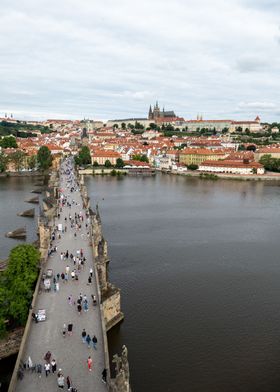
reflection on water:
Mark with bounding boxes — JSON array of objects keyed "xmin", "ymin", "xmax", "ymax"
[{"xmin": 86, "ymin": 174, "xmax": 280, "ymax": 392}]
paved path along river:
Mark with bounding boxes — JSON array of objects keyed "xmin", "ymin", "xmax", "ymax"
[{"xmin": 15, "ymin": 160, "xmax": 107, "ymax": 392}]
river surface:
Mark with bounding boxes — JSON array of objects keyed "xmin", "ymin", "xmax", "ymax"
[
  {"xmin": 0, "ymin": 176, "xmax": 41, "ymax": 259},
  {"xmin": 85, "ymin": 174, "xmax": 280, "ymax": 392}
]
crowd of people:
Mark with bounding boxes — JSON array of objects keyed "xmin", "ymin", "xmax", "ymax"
[{"xmin": 26, "ymin": 158, "xmax": 107, "ymax": 391}]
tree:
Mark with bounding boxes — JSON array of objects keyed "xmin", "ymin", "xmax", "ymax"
[
  {"xmin": 0, "ymin": 136, "xmax": 18, "ymax": 148},
  {"xmin": 140, "ymin": 154, "xmax": 149, "ymax": 163},
  {"xmin": 132, "ymin": 154, "xmax": 141, "ymax": 161},
  {"xmin": 132, "ymin": 154, "xmax": 149, "ymax": 163},
  {"xmin": 104, "ymin": 159, "xmax": 112, "ymax": 168},
  {"xmin": 93, "ymin": 161, "xmax": 99, "ymax": 167},
  {"xmin": 0, "ymin": 244, "xmax": 40, "ymax": 336},
  {"xmin": 74, "ymin": 146, "xmax": 91, "ymax": 166},
  {"xmin": 0, "ymin": 152, "xmax": 8, "ymax": 172},
  {"xmin": 121, "ymin": 122, "xmax": 126, "ymax": 130},
  {"xmin": 9, "ymin": 150, "xmax": 26, "ymax": 171},
  {"xmin": 27, "ymin": 155, "xmax": 37, "ymax": 170},
  {"xmin": 5, "ymin": 245, "xmax": 40, "ymax": 325},
  {"xmin": 259, "ymin": 154, "xmax": 271, "ymax": 168},
  {"xmin": 187, "ymin": 164, "xmax": 198, "ymax": 170},
  {"xmin": 149, "ymin": 123, "xmax": 157, "ymax": 130},
  {"xmin": 116, "ymin": 158, "xmax": 124, "ymax": 168},
  {"xmin": 135, "ymin": 121, "xmax": 144, "ymax": 130},
  {"xmin": 259, "ymin": 154, "xmax": 280, "ymax": 172},
  {"xmin": 165, "ymin": 124, "xmax": 174, "ymax": 132},
  {"xmin": 37, "ymin": 146, "xmax": 53, "ymax": 170},
  {"xmin": 113, "ymin": 124, "xmax": 119, "ymax": 129}
]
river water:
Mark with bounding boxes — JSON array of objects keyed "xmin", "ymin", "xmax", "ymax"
[
  {"xmin": 85, "ymin": 174, "xmax": 280, "ymax": 392},
  {"xmin": 0, "ymin": 176, "xmax": 41, "ymax": 259}
]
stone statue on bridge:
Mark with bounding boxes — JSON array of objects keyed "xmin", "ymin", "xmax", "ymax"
[{"xmin": 110, "ymin": 345, "xmax": 131, "ymax": 392}]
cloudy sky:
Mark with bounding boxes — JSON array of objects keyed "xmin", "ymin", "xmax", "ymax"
[{"xmin": 1, "ymin": 0, "xmax": 280, "ymax": 121}]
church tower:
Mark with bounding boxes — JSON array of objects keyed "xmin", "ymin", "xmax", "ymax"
[
  {"xmin": 148, "ymin": 105, "xmax": 153, "ymax": 120},
  {"xmin": 153, "ymin": 101, "xmax": 160, "ymax": 119}
]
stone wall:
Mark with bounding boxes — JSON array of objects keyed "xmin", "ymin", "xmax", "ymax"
[
  {"xmin": 38, "ymin": 222, "xmax": 51, "ymax": 259},
  {"xmin": 0, "ymin": 328, "xmax": 24, "ymax": 360},
  {"xmin": 79, "ymin": 172, "xmax": 130, "ymax": 391},
  {"xmin": 103, "ymin": 287, "xmax": 124, "ymax": 332},
  {"xmin": 90, "ymin": 210, "xmax": 124, "ymax": 331}
]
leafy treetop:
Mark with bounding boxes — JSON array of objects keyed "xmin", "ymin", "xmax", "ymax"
[{"xmin": 37, "ymin": 146, "xmax": 53, "ymax": 170}]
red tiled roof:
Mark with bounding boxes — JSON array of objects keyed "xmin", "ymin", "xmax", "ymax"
[
  {"xmin": 257, "ymin": 148, "xmax": 280, "ymax": 153},
  {"xmin": 91, "ymin": 150, "xmax": 121, "ymax": 158},
  {"xmin": 201, "ymin": 160, "xmax": 263, "ymax": 168}
]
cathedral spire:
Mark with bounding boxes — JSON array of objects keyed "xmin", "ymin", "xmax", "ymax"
[{"xmin": 148, "ymin": 105, "xmax": 153, "ymax": 120}]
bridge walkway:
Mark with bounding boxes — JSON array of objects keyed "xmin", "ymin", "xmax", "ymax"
[{"xmin": 15, "ymin": 160, "xmax": 107, "ymax": 392}]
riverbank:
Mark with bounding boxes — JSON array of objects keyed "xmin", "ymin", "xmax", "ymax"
[
  {"xmin": 79, "ymin": 168, "xmax": 128, "ymax": 175},
  {"xmin": 0, "ymin": 171, "xmax": 45, "ymax": 177},
  {"xmin": 172, "ymin": 170, "xmax": 280, "ymax": 181},
  {"xmin": 80, "ymin": 167, "xmax": 280, "ymax": 181}
]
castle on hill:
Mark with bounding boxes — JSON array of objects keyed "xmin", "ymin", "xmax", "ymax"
[{"xmin": 148, "ymin": 102, "xmax": 176, "ymax": 121}]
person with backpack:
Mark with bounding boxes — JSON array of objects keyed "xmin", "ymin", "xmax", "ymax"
[
  {"xmin": 92, "ymin": 335, "xmax": 97, "ymax": 350},
  {"xmin": 86, "ymin": 334, "xmax": 91, "ymax": 348}
]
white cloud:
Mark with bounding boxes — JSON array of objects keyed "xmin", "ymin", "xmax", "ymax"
[
  {"xmin": 238, "ymin": 102, "xmax": 277, "ymax": 110},
  {"xmin": 0, "ymin": 0, "xmax": 280, "ymax": 121}
]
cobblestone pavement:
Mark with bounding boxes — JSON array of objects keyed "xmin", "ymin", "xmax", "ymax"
[{"xmin": 15, "ymin": 161, "xmax": 107, "ymax": 392}]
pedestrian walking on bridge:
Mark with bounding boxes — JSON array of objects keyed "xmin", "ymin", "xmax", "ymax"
[
  {"xmin": 62, "ymin": 323, "xmax": 67, "ymax": 337},
  {"xmin": 44, "ymin": 351, "xmax": 51, "ymax": 363},
  {"xmin": 66, "ymin": 376, "xmax": 72, "ymax": 390},
  {"xmin": 92, "ymin": 335, "xmax": 97, "ymax": 350},
  {"xmin": 82, "ymin": 329, "xmax": 87, "ymax": 343},
  {"xmin": 57, "ymin": 374, "xmax": 65, "ymax": 389},
  {"xmin": 102, "ymin": 368, "xmax": 107, "ymax": 384},
  {"xmin": 68, "ymin": 323, "xmax": 73, "ymax": 336},
  {"xmin": 44, "ymin": 362, "xmax": 50, "ymax": 377},
  {"xmin": 87, "ymin": 356, "xmax": 93, "ymax": 371},
  {"xmin": 86, "ymin": 334, "xmax": 91, "ymax": 348},
  {"xmin": 51, "ymin": 358, "xmax": 57, "ymax": 373}
]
